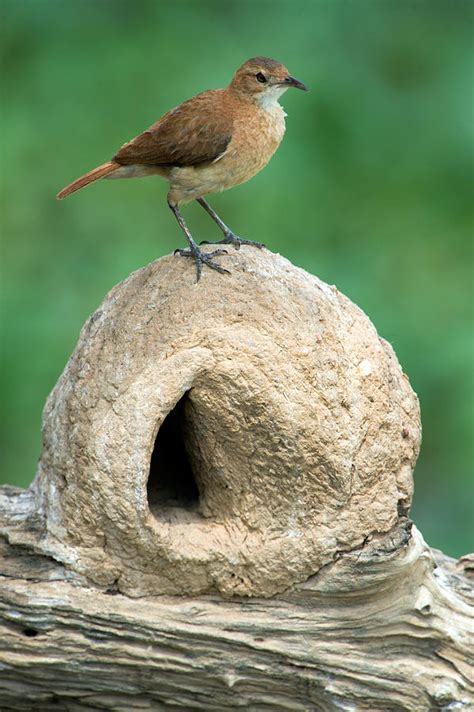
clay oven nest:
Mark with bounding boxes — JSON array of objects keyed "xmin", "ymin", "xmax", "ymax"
[{"xmin": 32, "ymin": 249, "xmax": 420, "ymax": 597}]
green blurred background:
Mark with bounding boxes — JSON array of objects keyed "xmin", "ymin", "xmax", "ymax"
[{"xmin": 1, "ymin": 0, "xmax": 473, "ymax": 556}]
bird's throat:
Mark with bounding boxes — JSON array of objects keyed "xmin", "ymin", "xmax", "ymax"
[{"xmin": 257, "ymin": 86, "xmax": 288, "ymax": 114}]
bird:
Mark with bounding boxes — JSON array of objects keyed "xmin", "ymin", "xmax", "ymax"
[{"xmin": 57, "ymin": 57, "xmax": 308, "ymax": 280}]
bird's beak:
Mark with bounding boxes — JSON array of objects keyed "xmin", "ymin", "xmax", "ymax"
[{"xmin": 282, "ymin": 75, "xmax": 309, "ymax": 91}]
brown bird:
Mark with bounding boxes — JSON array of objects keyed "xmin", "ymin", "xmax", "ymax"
[{"xmin": 57, "ymin": 57, "xmax": 308, "ymax": 280}]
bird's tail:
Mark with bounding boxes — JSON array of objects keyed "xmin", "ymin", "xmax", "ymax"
[{"xmin": 56, "ymin": 161, "xmax": 120, "ymax": 200}]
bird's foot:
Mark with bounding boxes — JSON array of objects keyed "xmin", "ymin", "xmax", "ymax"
[
  {"xmin": 200, "ymin": 231, "xmax": 265, "ymax": 251},
  {"xmin": 174, "ymin": 245, "xmax": 230, "ymax": 281}
]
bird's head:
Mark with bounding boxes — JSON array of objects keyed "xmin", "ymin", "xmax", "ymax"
[{"xmin": 229, "ymin": 57, "xmax": 308, "ymax": 105}]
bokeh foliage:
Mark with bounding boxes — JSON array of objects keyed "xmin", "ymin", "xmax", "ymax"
[{"xmin": 1, "ymin": 0, "xmax": 473, "ymax": 556}]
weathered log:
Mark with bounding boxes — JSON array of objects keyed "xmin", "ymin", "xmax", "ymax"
[{"xmin": 0, "ymin": 249, "xmax": 472, "ymax": 710}]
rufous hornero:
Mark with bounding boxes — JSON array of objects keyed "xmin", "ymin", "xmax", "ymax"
[{"xmin": 57, "ymin": 57, "xmax": 308, "ymax": 280}]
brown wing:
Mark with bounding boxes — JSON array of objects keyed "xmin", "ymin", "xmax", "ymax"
[{"xmin": 113, "ymin": 90, "xmax": 233, "ymax": 167}]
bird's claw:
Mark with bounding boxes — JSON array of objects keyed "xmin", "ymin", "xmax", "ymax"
[
  {"xmin": 200, "ymin": 232, "xmax": 265, "ymax": 251},
  {"xmin": 174, "ymin": 246, "xmax": 230, "ymax": 281}
]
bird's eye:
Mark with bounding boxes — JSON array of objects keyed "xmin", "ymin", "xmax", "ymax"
[{"xmin": 256, "ymin": 72, "xmax": 267, "ymax": 84}]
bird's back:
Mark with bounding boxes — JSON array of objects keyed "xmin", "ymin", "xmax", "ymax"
[{"xmin": 114, "ymin": 89, "xmax": 234, "ymax": 168}]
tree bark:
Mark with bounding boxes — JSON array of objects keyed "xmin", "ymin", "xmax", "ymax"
[{"xmin": 0, "ymin": 486, "xmax": 472, "ymax": 711}]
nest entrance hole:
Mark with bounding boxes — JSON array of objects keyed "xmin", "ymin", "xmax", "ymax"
[{"xmin": 147, "ymin": 392, "xmax": 201, "ymax": 520}]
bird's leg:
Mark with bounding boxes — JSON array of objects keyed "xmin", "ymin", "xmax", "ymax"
[
  {"xmin": 169, "ymin": 202, "xmax": 230, "ymax": 281},
  {"xmin": 197, "ymin": 198, "xmax": 265, "ymax": 251}
]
